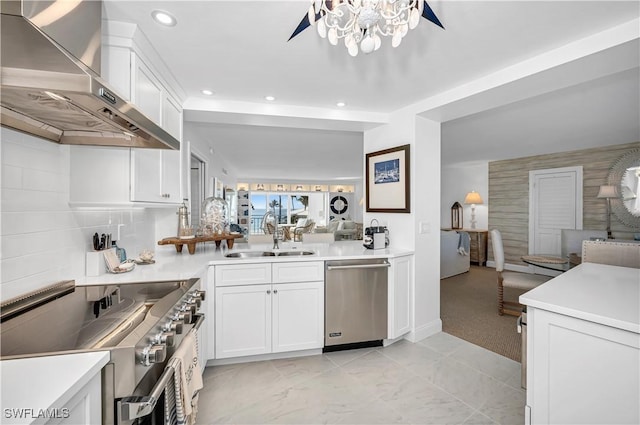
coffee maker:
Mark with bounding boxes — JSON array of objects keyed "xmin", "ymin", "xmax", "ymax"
[{"xmin": 363, "ymin": 219, "xmax": 389, "ymax": 249}]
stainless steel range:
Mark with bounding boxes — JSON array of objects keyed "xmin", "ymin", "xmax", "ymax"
[{"xmin": 0, "ymin": 278, "xmax": 205, "ymax": 424}]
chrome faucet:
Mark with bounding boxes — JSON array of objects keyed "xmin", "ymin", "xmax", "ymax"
[{"xmin": 262, "ymin": 210, "xmax": 279, "ymax": 249}]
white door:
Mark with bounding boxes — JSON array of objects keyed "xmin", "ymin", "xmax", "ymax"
[
  {"xmin": 215, "ymin": 284, "xmax": 272, "ymax": 359},
  {"xmin": 272, "ymin": 281, "xmax": 324, "ymax": 353},
  {"xmin": 529, "ymin": 167, "xmax": 583, "ymax": 257}
]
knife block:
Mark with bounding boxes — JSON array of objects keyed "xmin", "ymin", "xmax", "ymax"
[{"xmin": 86, "ymin": 250, "xmax": 109, "ymax": 277}]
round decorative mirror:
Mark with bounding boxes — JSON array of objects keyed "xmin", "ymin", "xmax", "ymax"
[{"xmin": 607, "ymin": 148, "xmax": 640, "ymax": 228}]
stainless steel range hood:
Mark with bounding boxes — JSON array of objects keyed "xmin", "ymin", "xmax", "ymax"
[{"xmin": 0, "ymin": 0, "xmax": 179, "ymax": 150}]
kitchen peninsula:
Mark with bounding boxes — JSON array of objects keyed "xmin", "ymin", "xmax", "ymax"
[
  {"xmin": 78, "ymin": 241, "xmax": 415, "ymax": 365},
  {"xmin": 520, "ymin": 263, "xmax": 639, "ymax": 425}
]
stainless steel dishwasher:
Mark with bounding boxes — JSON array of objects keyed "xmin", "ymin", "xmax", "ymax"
[{"xmin": 325, "ymin": 258, "xmax": 390, "ymax": 348}]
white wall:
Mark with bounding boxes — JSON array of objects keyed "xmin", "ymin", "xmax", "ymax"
[
  {"xmin": 363, "ymin": 111, "xmax": 442, "ymax": 342},
  {"xmin": 0, "ymin": 128, "xmax": 155, "ymax": 301},
  {"xmin": 441, "ymin": 162, "xmax": 489, "ymax": 230},
  {"xmin": 184, "ymin": 124, "xmax": 239, "ymax": 197}
]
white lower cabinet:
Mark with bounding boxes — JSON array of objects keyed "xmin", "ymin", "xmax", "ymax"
[
  {"xmin": 49, "ymin": 373, "xmax": 101, "ymax": 425},
  {"xmin": 527, "ymin": 307, "xmax": 640, "ymax": 425},
  {"xmin": 214, "ymin": 261, "xmax": 324, "ymax": 360},
  {"xmin": 215, "ymin": 284, "xmax": 272, "ymax": 359},
  {"xmin": 272, "ymin": 281, "xmax": 324, "ymax": 353},
  {"xmin": 388, "ymin": 254, "xmax": 412, "ymax": 339}
]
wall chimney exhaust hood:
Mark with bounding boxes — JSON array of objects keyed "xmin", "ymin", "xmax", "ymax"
[{"xmin": 0, "ymin": 0, "xmax": 180, "ymax": 150}]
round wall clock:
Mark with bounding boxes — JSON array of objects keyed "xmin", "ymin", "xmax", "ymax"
[{"xmin": 330, "ymin": 196, "xmax": 348, "ymax": 215}]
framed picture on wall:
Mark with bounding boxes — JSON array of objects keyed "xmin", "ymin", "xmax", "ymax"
[{"xmin": 366, "ymin": 144, "xmax": 410, "ymax": 213}]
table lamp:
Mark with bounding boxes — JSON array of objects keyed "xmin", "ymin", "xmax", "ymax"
[
  {"xmin": 464, "ymin": 191, "xmax": 484, "ymax": 229},
  {"xmin": 597, "ymin": 185, "xmax": 619, "ymax": 239}
]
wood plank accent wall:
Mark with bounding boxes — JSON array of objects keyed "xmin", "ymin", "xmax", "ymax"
[{"xmin": 488, "ymin": 141, "xmax": 640, "ymax": 266}]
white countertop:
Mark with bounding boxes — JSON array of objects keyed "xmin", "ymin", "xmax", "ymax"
[
  {"xmin": 77, "ymin": 240, "xmax": 414, "ymax": 286},
  {"xmin": 0, "ymin": 351, "xmax": 110, "ymax": 424},
  {"xmin": 520, "ymin": 263, "xmax": 640, "ymax": 333}
]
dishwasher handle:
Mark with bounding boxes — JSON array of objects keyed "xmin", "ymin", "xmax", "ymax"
[{"xmin": 326, "ymin": 262, "xmax": 390, "ymax": 271}]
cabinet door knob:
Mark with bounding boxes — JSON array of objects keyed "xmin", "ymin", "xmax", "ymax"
[
  {"xmin": 266, "ymin": 290, "xmax": 271, "ymax": 294},
  {"xmin": 273, "ymin": 289, "xmax": 278, "ymax": 294}
]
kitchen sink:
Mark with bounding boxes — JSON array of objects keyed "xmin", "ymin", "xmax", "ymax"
[
  {"xmin": 224, "ymin": 251, "xmax": 276, "ymax": 258},
  {"xmin": 275, "ymin": 251, "xmax": 315, "ymax": 256},
  {"xmin": 224, "ymin": 250, "xmax": 315, "ymax": 258}
]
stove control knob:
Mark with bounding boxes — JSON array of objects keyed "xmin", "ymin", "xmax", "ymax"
[
  {"xmin": 186, "ymin": 296, "xmax": 202, "ymax": 308},
  {"xmin": 180, "ymin": 303, "xmax": 197, "ymax": 316},
  {"xmin": 176, "ymin": 311, "xmax": 192, "ymax": 324},
  {"xmin": 164, "ymin": 319, "xmax": 183, "ymax": 334},
  {"xmin": 139, "ymin": 344, "xmax": 166, "ymax": 366},
  {"xmin": 191, "ymin": 290, "xmax": 206, "ymax": 301},
  {"xmin": 155, "ymin": 331, "xmax": 175, "ymax": 347},
  {"xmin": 183, "ymin": 302, "xmax": 198, "ymax": 315}
]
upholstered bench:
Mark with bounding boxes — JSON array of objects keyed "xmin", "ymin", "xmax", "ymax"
[{"xmin": 581, "ymin": 240, "xmax": 640, "ymax": 268}]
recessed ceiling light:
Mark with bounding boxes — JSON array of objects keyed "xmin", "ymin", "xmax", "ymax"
[
  {"xmin": 336, "ymin": 102, "xmax": 346, "ymax": 107},
  {"xmin": 151, "ymin": 10, "xmax": 177, "ymax": 27},
  {"xmin": 201, "ymin": 89, "xmax": 213, "ymax": 96},
  {"xmin": 265, "ymin": 96, "xmax": 276, "ymax": 101}
]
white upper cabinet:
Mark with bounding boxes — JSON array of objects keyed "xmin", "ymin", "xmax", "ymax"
[
  {"xmin": 162, "ymin": 93, "xmax": 183, "ymax": 141},
  {"xmin": 131, "ymin": 54, "xmax": 163, "ymax": 125},
  {"xmin": 102, "ymin": 21, "xmax": 184, "ymax": 141},
  {"xmin": 69, "ymin": 146, "xmax": 181, "ymax": 206},
  {"xmin": 131, "ymin": 148, "xmax": 181, "ymax": 203}
]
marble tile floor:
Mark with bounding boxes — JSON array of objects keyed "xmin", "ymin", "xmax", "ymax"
[{"xmin": 195, "ymin": 332, "xmax": 525, "ymax": 425}]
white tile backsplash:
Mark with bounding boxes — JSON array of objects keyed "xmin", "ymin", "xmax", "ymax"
[
  {"xmin": 1, "ymin": 164, "xmax": 22, "ymax": 189},
  {"xmin": 1, "ymin": 128, "xmax": 156, "ymax": 301}
]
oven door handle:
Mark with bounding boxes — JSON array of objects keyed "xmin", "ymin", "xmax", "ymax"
[
  {"xmin": 119, "ymin": 366, "xmax": 175, "ymax": 421},
  {"xmin": 119, "ymin": 313, "xmax": 205, "ymax": 421}
]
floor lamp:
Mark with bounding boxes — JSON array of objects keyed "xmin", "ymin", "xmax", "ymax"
[
  {"xmin": 464, "ymin": 191, "xmax": 484, "ymax": 229},
  {"xmin": 597, "ymin": 185, "xmax": 619, "ymax": 239}
]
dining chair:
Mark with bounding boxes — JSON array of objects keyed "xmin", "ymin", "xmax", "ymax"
[
  {"xmin": 265, "ymin": 223, "xmax": 275, "ymax": 234},
  {"xmin": 293, "ymin": 220, "xmax": 315, "ymax": 242},
  {"xmin": 490, "ymin": 229, "xmax": 552, "ymax": 316}
]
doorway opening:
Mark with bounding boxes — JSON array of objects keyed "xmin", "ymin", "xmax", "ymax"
[{"xmin": 190, "ymin": 155, "xmax": 206, "ymax": 230}]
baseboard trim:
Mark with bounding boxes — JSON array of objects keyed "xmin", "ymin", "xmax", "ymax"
[
  {"xmin": 207, "ymin": 348, "xmax": 322, "ymax": 366},
  {"xmin": 405, "ymin": 318, "xmax": 442, "ymax": 343}
]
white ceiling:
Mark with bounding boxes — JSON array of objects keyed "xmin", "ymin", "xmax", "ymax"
[{"xmin": 102, "ymin": 1, "xmax": 640, "ymax": 175}]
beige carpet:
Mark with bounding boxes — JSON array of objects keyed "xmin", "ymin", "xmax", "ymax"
[{"xmin": 441, "ymin": 266, "xmax": 525, "ymax": 362}]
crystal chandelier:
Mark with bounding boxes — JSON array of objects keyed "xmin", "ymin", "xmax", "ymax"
[{"xmin": 302, "ymin": 0, "xmax": 436, "ymax": 56}]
